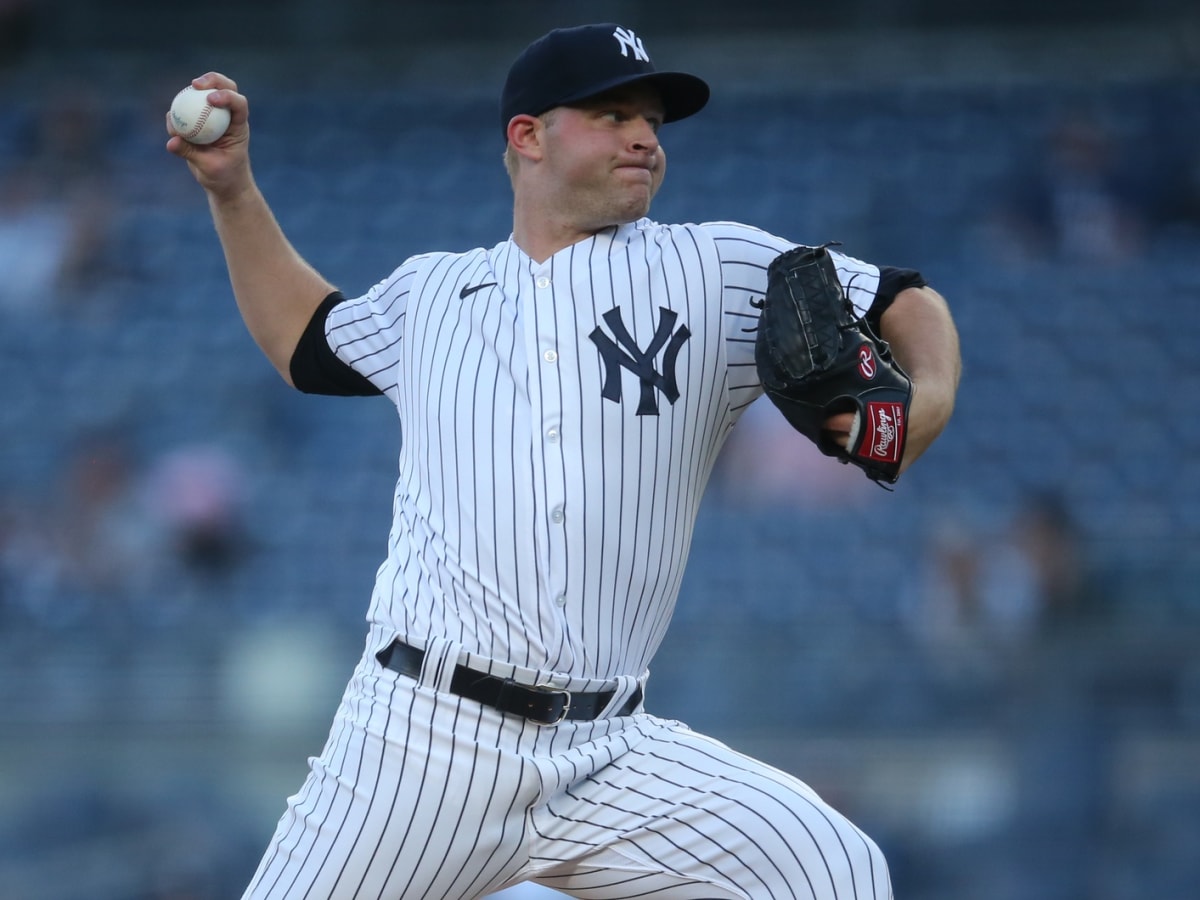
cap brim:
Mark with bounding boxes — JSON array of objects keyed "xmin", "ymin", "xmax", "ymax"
[{"xmin": 557, "ymin": 71, "xmax": 710, "ymax": 124}]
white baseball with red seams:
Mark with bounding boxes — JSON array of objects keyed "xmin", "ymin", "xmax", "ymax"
[{"xmin": 169, "ymin": 85, "xmax": 230, "ymax": 145}]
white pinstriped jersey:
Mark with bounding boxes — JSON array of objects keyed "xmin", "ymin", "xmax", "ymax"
[
  {"xmin": 245, "ymin": 218, "xmax": 897, "ymax": 900},
  {"xmin": 324, "ymin": 218, "xmax": 881, "ymax": 686}
]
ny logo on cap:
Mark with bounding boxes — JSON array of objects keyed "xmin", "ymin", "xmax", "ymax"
[{"xmin": 612, "ymin": 27, "xmax": 650, "ymax": 62}]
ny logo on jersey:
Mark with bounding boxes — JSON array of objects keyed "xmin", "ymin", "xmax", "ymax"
[
  {"xmin": 589, "ymin": 307, "xmax": 690, "ymax": 416},
  {"xmin": 612, "ymin": 27, "xmax": 650, "ymax": 62}
]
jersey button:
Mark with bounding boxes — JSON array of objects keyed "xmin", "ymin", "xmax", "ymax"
[
  {"xmin": 554, "ymin": 595, "xmax": 567, "ymax": 607},
  {"xmin": 550, "ymin": 506, "xmax": 564, "ymax": 524},
  {"xmin": 543, "ymin": 349, "xmax": 558, "ymax": 363},
  {"xmin": 546, "ymin": 427, "xmax": 560, "ymax": 443},
  {"xmin": 536, "ymin": 276, "xmax": 551, "ymax": 289}
]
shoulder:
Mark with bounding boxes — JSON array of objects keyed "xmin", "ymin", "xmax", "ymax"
[
  {"xmin": 399, "ymin": 246, "xmax": 490, "ymax": 280},
  {"xmin": 627, "ymin": 219, "xmax": 795, "ymax": 263},
  {"xmin": 705, "ymin": 223, "xmax": 796, "ymax": 278},
  {"xmin": 663, "ymin": 220, "xmax": 796, "ymax": 262},
  {"xmin": 698, "ymin": 220, "xmax": 794, "ymax": 252},
  {"xmin": 348, "ymin": 246, "xmax": 490, "ymax": 307}
]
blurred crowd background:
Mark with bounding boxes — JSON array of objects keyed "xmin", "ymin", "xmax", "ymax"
[{"xmin": 2, "ymin": 1, "xmax": 1199, "ymax": 898}]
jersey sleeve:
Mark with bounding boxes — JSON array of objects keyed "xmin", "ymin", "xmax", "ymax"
[
  {"xmin": 702, "ymin": 224, "xmax": 919, "ymax": 413},
  {"xmin": 290, "ymin": 292, "xmax": 385, "ymax": 396},
  {"xmin": 702, "ymin": 221, "xmax": 794, "ymax": 416},
  {"xmin": 314, "ymin": 256, "xmax": 431, "ymax": 397}
]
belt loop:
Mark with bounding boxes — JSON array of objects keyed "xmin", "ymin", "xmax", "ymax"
[
  {"xmin": 421, "ymin": 636, "xmax": 460, "ymax": 692},
  {"xmin": 601, "ymin": 675, "xmax": 642, "ymax": 717}
]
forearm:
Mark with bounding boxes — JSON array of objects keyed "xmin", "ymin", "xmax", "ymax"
[
  {"xmin": 166, "ymin": 74, "xmax": 334, "ymax": 386},
  {"xmin": 881, "ymin": 286, "xmax": 962, "ymax": 471},
  {"xmin": 208, "ymin": 179, "xmax": 335, "ymax": 385}
]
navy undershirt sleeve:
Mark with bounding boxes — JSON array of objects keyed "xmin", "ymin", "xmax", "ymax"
[
  {"xmin": 289, "ymin": 292, "xmax": 383, "ymax": 396},
  {"xmin": 865, "ymin": 266, "xmax": 927, "ymax": 335}
]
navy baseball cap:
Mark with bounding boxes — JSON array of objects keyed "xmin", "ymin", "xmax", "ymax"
[{"xmin": 500, "ymin": 24, "xmax": 710, "ymax": 138}]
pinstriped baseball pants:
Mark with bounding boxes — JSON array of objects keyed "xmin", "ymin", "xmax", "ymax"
[{"xmin": 242, "ymin": 635, "xmax": 892, "ymax": 900}]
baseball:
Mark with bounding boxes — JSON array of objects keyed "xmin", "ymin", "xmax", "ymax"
[{"xmin": 169, "ymin": 85, "xmax": 230, "ymax": 145}]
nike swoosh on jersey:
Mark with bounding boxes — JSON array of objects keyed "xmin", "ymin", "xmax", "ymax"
[{"xmin": 459, "ymin": 282, "xmax": 498, "ymax": 299}]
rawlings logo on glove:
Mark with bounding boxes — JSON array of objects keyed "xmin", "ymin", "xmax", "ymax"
[{"xmin": 753, "ymin": 243, "xmax": 913, "ymax": 485}]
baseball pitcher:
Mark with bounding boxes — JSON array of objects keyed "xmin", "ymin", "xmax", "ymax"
[{"xmin": 167, "ymin": 22, "xmax": 961, "ymax": 900}]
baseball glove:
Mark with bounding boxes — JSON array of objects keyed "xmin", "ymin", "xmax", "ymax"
[{"xmin": 753, "ymin": 243, "xmax": 912, "ymax": 485}]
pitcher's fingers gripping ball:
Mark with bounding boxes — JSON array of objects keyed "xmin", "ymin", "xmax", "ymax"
[
  {"xmin": 754, "ymin": 242, "xmax": 913, "ymax": 485},
  {"xmin": 169, "ymin": 85, "xmax": 231, "ymax": 145}
]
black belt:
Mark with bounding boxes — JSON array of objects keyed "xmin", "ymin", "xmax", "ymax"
[{"xmin": 376, "ymin": 640, "xmax": 642, "ymax": 727}]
